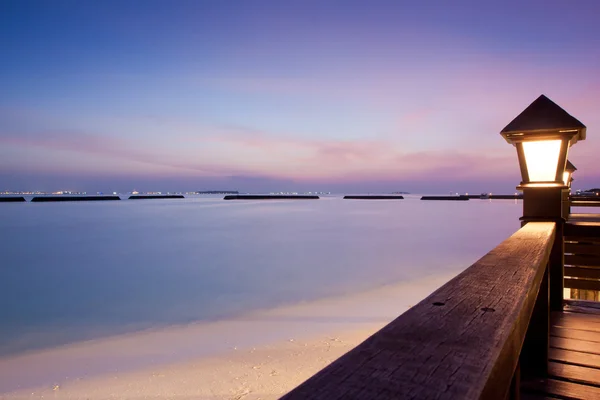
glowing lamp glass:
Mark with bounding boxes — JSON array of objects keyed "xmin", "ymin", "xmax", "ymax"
[
  {"xmin": 522, "ymin": 140, "xmax": 562, "ymax": 182},
  {"xmin": 563, "ymin": 171, "xmax": 571, "ymax": 186}
]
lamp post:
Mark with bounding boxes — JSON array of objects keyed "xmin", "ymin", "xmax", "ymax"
[
  {"xmin": 564, "ymin": 160, "xmax": 577, "ymax": 188},
  {"xmin": 501, "ymin": 94, "xmax": 585, "ymax": 306},
  {"xmin": 500, "ymin": 94, "xmax": 586, "ymax": 380},
  {"xmin": 563, "ymin": 160, "xmax": 577, "ymax": 218}
]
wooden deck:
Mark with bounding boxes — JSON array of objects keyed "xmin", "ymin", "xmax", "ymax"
[{"xmin": 521, "ymin": 300, "xmax": 600, "ymax": 399}]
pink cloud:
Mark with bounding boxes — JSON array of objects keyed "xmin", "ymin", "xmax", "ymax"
[
  {"xmin": 180, "ymin": 124, "xmax": 521, "ymax": 183},
  {"xmin": 0, "ymin": 130, "xmax": 250, "ymax": 177},
  {"xmin": 1, "ymin": 124, "xmax": 522, "ymax": 186}
]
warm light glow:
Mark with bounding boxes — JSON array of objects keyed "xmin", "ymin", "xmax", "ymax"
[
  {"xmin": 523, "ymin": 183, "xmax": 565, "ymax": 188},
  {"xmin": 522, "ymin": 140, "xmax": 561, "ymax": 182},
  {"xmin": 563, "ymin": 171, "xmax": 571, "ymax": 186}
]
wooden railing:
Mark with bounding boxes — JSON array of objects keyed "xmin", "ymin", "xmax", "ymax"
[
  {"xmin": 570, "ymin": 196, "xmax": 600, "ymax": 208},
  {"xmin": 571, "ymin": 200, "xmax": 600, "ymax": 207},
  {"xmin": 282, "ymin": 222, "xmax": 557, "ymax": 399},
  {"xmin": 565, "ymin": 198, "xmax": 600, "ymax": 301},
  {"xmin": 565, "ymin": 222, "xmax": 600, "ymax": 300}
]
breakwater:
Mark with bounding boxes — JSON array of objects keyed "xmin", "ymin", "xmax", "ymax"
[
  {"xmin": 466, "ymin": 194, "xmax": 523, "ymax": 200},
  {"xmin": 224, "ymin": 195, "xmax": 319, "ymax": 200},
  {"xmin": 421, "ymin": 195, "xmax": 469, "ymax": 201},
  {"xmin": 0, "ymin": 197, "xmax": 26, "ymax": 202},
  {"xmin": 128, "ymin": 195, "xmax": 185, "ymax": 199},
  {"xmin": 343, "ymin": 195, "xmax": 404, "ymax": 200},
  {"xmin": 31, "ymin": 196, "xmax": 121, "ymax": 202}
]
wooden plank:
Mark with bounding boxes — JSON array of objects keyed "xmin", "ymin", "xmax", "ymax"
[
  {"xmin": 549, "ymin": 348, "xmax": 600, "ymax": 369},
  {"xmin": 551, "ymin": 326, "xmax": 600, "ymax": 342},
  {"xmin": 564, "ymin": 299, "xmax": 600, "ymax": 313},
  {"xmin": 569, "ymin": 213, "xmax": 600, "ymax": 220},
  {"xmin": 565, "ymin": 222, "xmax": 600, "ymax": 239},
  {"xmin": 565, "ymin": 278, "xmax": 600, "ymax": 291},
  {"xmin": 281, "ymin": 222, "xmax": 556, "ymax": 400},
  {"xmin": 565, "ymin": 239, "xmax": 600, "ymax": 246},
  {"xmin": 562, "ymin": 311, "xmax": 600, "ymax": 324},
  {"xmin": 551, "ymin": 336, "xmax": 600, "ymax": 355},
  {"xmin": 571, "ymin": 201, "xmax": 600, "ymax": 207},
  {"xmin": 548, "ymin": 361, "xmax": 600, "ymax": 387},
  {"xmin": 565, "ymin": 242, "xmax": 600, "ymax": 256},
  {"xmin": 568, "ymin": 216, "xmax": 600, "ymax": 223},
  {"xmin": 552, "ymin": 312, "xmax": 600, "ymax": 332},
  {"xmin": 522, "ymin": 378, "xmax": 600, "ymax": 399},
  {"xmin": 570, "ymin": 196, "xmax": 600, "ymax": 202},
  {"xmin": 565, "ymin": 266, "xmax": 600, "ymax": 280},
  {"xmin": 565, "ymin": 254, "xmax": 600, "ymax": 267}
]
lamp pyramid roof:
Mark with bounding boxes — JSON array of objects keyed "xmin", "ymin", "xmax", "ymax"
[{"xmin": 501, "ymin": 95, "xmax": 586, "ymax": 140}]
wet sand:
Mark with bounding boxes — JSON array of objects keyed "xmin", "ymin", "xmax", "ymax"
[{"xmin": 1, "ymin": 271, "xmax": 458, "ymax": 399}]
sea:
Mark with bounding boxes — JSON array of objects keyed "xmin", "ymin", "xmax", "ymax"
[{"xmin": 0, "ymin": 194, "xmax": 523, "ymax": 358}]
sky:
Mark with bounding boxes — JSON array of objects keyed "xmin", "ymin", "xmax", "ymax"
[{"xmin": 1, "ymin": 0, "xmax": 599, "ymax": 193}]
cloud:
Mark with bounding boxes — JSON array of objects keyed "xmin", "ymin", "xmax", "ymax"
[
  {"xmin": 0, "ymin": 129, "xmax": 248, "ymax": 177},
  {"xmin": 1, "ymin": 120, "xmax": 521, "ymax": 189}
]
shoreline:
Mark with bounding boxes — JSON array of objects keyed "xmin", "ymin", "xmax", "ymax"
[{"xmin": 1, "ymin": 271, "xmax": 459, "ymax": 399}]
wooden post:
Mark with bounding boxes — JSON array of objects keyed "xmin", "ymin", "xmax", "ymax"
[
  {"xmin": 563, "ymin": 190, "xmax": 571, "ymax": 220},
  {"xmin": 520, "ymin": 266, "xmax": 549, "ymax": 379},
  {"xmin": 508, "ymin": 362, "xmax": 521, "ymax": 400},
  {"xmin": 520, "ymin": 187, "xmax": 566, "ymax": 311},
  {"xmin": 549, "ymin": 221, "xmax": 565, "ymax": 311},
  {"xmin": 518, "ymin": 187, "xmax": 566, "ymax": 380}
]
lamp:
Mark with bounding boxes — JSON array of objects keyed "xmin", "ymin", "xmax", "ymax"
[
  {"xmin": 564, "ymin": 160, "xmax": 577, "ymax": 187},
  {"xmin": 500, "ymin": 95, "xmax": 587, "ymax": 313},
  {"xmin": 500, "ymin": 95, "xmax": 586, "ymax": 189}
]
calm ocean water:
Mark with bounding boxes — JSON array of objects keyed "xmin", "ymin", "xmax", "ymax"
[{"xmin": 0, "ymin": 195, "xmax": 522, "ymax": 356}]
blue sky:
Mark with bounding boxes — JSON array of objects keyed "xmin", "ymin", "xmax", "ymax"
[{"xmin": 1, "ymin": 0, "xmax": 599, "ymax": 193}]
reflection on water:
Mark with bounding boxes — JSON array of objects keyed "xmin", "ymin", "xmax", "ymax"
[{"xmin": 0, "ymin": 195, "xmax": 521, "ymax": 355}]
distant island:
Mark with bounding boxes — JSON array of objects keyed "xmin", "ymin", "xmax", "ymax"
[
  {"xmin": 392, "ymin": 191, "xmax": 410, "ymax": 194},
  {"xmin": 196, "ymin": 190, "xmax": 239, "ymax": 194}
]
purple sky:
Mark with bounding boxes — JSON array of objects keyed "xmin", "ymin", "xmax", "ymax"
[{"xmin": 1, "ymin": 0, "xmax": 599, "ymax": 193}]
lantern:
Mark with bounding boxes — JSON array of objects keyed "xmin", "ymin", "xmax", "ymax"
[
  {"xmin": 500, "ymin": 95, "xmax": 586, "ymax": 189},
  {"xmin": 564, "ymin": 160, "xmax": 577, "ymax": 187}
]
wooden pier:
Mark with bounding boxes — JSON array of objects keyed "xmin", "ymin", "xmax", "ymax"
[
  {"xmin": 282, "ymin": 196, "xmax": 600, "ymax": 400},
  {"xmin": 282, "ymin": 96, "xmax": 599, "ymax": 399},
  {"xmin": 522, "ymin": 300, "xmax": 600, "ymax": 398}
]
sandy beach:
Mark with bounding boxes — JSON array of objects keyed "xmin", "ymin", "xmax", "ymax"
[{"xmin": 0, "ymin": 271, "xmax": 459, "ymax": 400}]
